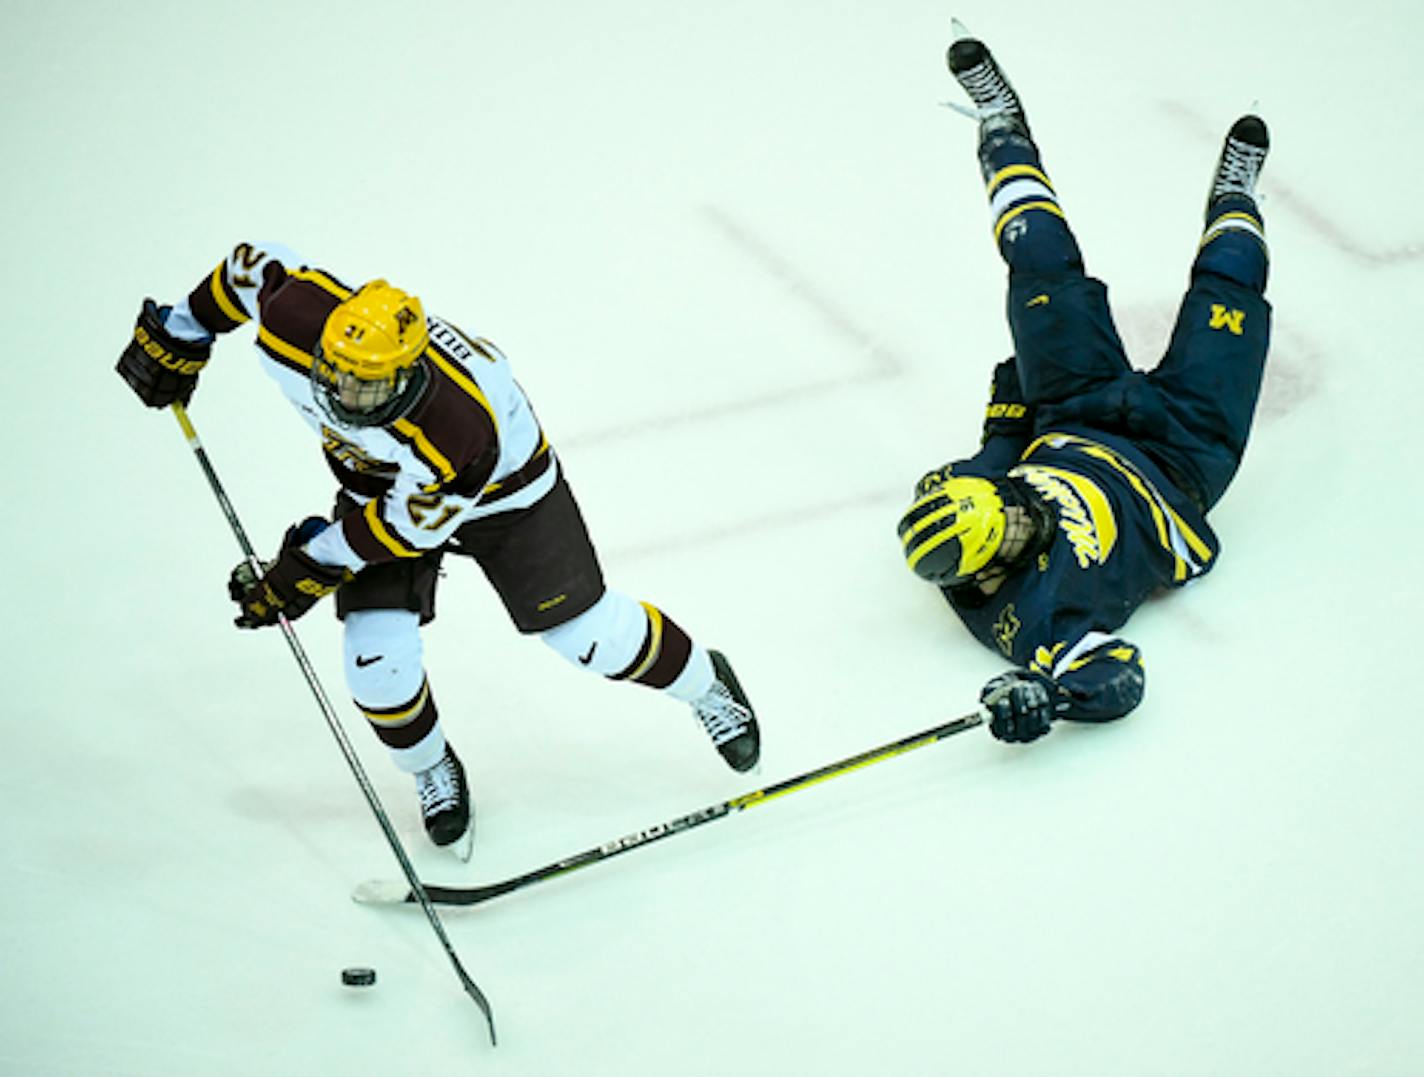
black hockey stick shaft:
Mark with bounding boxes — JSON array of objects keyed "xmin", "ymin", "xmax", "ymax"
[
  {"xmin": 171, "ymin": 403, "xmax": 497, "ymax": 1046},
  {"xmin": 369, "ymin": 708, "xmax": 986, "ymax": 908}
]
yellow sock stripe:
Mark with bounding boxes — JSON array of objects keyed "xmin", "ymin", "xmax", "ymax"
[
  {"xmin": 1199, "ymin": 211, "xmax": 1267, "ymax": 251},
  {"xmin": 994, "ymin": 200, "xmax": 1066, "ymax": 242},
  {"xmin": 208, "ymin": 264, "xmax": 250, "ymax": 325},
  {"xmin": 362, "ymin": 498, "xmax": 423, "ymax": 559},
  {"xmin": 360, "ymin": 680, "xmax": 430, "ymax": 726},
  {"xmin": 627, "ymin": 603, "xmax": 665, "ymax": 682},
  {"xmin": 986, "ymin": 164, "xmax": 1054, "ymax": 198}
]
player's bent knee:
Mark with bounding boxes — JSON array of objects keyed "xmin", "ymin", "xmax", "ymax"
[
  {"xmin": 343, "ymin": 608, "xmax": 425, "ymax": 706},
  {"xmin": 539, "ymin": 590, "xmax": 646, "ymax": 677}
]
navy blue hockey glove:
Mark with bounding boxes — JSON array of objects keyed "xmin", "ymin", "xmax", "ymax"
[
  {"xmin": 980, "ymin": 669, "xmax": 1065, "ymax": 743},
  {"xmin": 981, "ymin": 356, "xmax": 1033, "ymax": 444},
  {"xmin": 228, "ymin": 517, "xmax": 347, "ymax": 629},
  {"xmin": 117, "ymin": 299, "xmax": 212, "ymax": 408}
]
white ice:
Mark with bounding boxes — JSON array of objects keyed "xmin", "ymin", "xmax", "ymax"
[{"xmin": 4, "ymin": 1, "xmax": 1423, "ymax": 1074}]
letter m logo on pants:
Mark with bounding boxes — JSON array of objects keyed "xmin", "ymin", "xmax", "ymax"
[{"xmin": 1209, "ymin": 304, "xmax": 1246, "ymax": 335}]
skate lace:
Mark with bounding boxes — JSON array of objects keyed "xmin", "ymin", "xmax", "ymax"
[
  {"xmin": 1214, "ymin": 138, "xmax": 1267, "ymax": 196},
  {"xmin": 416, "ymin": 755, "xmax": 460, "ymax": 815},
  {"xmin": 694, "ymin": 683, "xmax": 750, "ymax": 746},
  {"xmin": 957, "ymin": 60, "xmax": 1015, "ymax": 111}
]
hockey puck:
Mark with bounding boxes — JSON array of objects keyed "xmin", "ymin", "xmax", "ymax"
[{"xmin": 341, "ymin": 967, "xmax": 377, "ymax": 988}]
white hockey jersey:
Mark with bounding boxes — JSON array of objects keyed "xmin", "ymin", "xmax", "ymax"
[{"xmin": 168, "ymin": 242, "xmax": 556, "ymax": 572}]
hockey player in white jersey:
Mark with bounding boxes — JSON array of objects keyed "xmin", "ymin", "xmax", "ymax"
[{"xmin": 117, "ymin": 244, "xmax": 760, "ymax": 858}]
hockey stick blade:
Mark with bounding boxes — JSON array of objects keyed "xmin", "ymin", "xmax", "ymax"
[{"xmin": 353, "ymin": 708, "xmax": 987, "ymax": 908}]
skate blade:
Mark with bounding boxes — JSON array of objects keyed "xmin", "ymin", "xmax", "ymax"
[{"xmin": 447, "ymin": 823, "xmax": 474, "ymax": 863}]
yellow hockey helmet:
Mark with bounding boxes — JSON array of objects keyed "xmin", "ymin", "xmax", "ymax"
[
  {"xmin": 312, "ymin": 280, "xmax": 429, "ymax": 427},
  {"xmin": 897, "ymin": 475, "xmax": 1008, "ymax": 586}
]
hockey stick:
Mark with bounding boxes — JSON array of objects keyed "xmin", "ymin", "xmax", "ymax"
[
  {"xmin": 353, "ymin": 708, "xmax": 987, "ymax": 909},
  {"xmin": 170, "ymin": 403, "xmax": 497, "ymax": 1046}
]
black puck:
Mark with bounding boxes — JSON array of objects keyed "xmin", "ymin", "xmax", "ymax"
[{"xmin": 341, "ymin": 967, "xmax": 377, "ymax": 987}]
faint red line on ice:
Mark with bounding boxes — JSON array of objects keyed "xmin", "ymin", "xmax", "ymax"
[
  {"xmin": 561, "ymin": 205, "xmax": 906, "ymax": 449},
  {"xmin": 698, "ymin": 205, "xmax": 904, "ymax": 377},
  {"xmin": 1160, "ymin": 100, "xmax": 1424, "ymax": 266},
  {"xmin": 1268, "ymin": 186, "xmax": 1424, "ymax": 266}
]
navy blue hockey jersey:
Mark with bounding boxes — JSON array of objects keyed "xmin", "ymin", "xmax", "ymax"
[{"xmin": 943, "ymin": 425, "xmax": 1219, "ymax": 721}]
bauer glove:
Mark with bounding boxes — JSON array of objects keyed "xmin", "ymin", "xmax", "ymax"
[
  {"xmin": 228, "ymin": 517, "xmax": 348, "ymax": 629},
  {"xmin": 981, "ymin": 356, "xmax": 1033, "ymax": 444},
  {"xmin": 980, "ymin": 668, "xmax": 1066, "ymax": 743},
  {"xmin": 117, "ymin": 299, "xmax": 212, "ymax": 408}
]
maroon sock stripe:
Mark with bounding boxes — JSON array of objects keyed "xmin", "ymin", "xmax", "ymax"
[
  {"xmin": 609, "ymin": 603, "xmax": 693, "ymax": 690},
  {"xmin": 359, "ymin": 679, "xmax": 439, "ymax": 750}
]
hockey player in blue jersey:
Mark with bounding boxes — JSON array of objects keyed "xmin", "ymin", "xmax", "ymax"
[{"xmin": 897, "ymin": 26, "xmax": 1271, "ymax": 744}]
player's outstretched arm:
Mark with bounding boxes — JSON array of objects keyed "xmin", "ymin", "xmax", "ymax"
[
  {"xmin": 117, "ymin": 242, "xmax": 305, "ymax": 409},
  {"xmin": 982, "ymin": 635, "xmax": 1146, "ymax": 743},
  {"xmin": 116, "ymin": 299, "xmax": 212, "ymax": 409}
]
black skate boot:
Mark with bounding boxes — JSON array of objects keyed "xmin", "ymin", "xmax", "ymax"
[
  {"xmin": 416, "ymin": 744, "xmax": 472, "ymax": 860},
  {"xmin": 691, "ymin": 650, "xmax": 760, "ymax": 773},
  {"xmin": 1196, "ymin": 114, "xmax": 1270, "ymax": 291},
  {"xmin": 946, "ymin": 21, "xmax": 1030, "ymax": 140},
  {"xmin": 1207, "ymin": 114, "xmax": 1269, "ymax": 214}
]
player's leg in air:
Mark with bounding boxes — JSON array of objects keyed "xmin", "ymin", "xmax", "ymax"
[
  {"xmin": 1145, "ymin": 117, "xmax": 1273, "ymax": 512},
  {"xmin": 946, "ymin": 23, "xmax": 1133, "ymax": 410}
]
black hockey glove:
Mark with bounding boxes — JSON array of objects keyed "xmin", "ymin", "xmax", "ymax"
[
  {"xmin": 980, "ymin": 669, "xmax": 1066, "ymax": 743},
  {"xmin": 228, "ymin": 518, "xmax": 348, "ymax": 629},
  {"xmin": 116, "ymin": 299, "xmax": 212, "ymax": 408},
  {"xmin": 981, "ymin": 356, "xmax": 1033, "ymax": 444}
]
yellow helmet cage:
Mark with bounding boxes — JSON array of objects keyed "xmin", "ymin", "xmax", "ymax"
[
  {"xmin": 319, "ymin": 280, "xmax": 429, "ymax": 381},
  {"xmin": 897, "ymin": 475, "xmax": 1008, "ymax": 586}
]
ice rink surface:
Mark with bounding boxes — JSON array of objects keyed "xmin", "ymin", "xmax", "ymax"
[{"xmin": 4, "ymin": 1, "xmax": 1423, "ymax": 1073}]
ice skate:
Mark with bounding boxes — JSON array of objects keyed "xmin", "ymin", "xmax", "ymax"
[
  {"xmin": 416, "ymin": 744, "xmax": 473, "ymax": 861},
  {"xmin": 692, "ymin": 650, "xmax": 760, "ymax": 773},
  {"xmin": 1207, "ymin": 114, "xmax": 1269, "ymax": 212},
  {"xmin": 945, "ymin": 20, "xmax": 1030, "ymax": 138}
]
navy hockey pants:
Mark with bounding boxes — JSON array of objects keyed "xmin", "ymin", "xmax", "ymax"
[
  {"xmin": 1008, "ymin": 270, "xmax": 1271, "ymax": 511},
  {"xmin": 984, "ymin": 140, "xmax": 1273, "ymax": 512}
]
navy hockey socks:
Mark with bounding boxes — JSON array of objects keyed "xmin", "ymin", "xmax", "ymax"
[
  {"xmin": 978, "ymin": 134, "xmax": 1084, "ymax": 276},
  {"xmin": 1194, "ymin": 195, "xmax": 1268, "ymax": 292}
]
